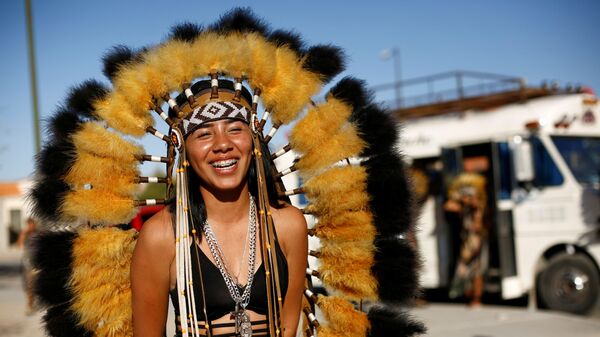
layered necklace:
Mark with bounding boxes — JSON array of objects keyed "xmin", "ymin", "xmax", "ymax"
[{"xmin": 201, "ymin": 194, "xmax": 257, "ymax": 337}]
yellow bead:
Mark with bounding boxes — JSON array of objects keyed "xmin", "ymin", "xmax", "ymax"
[
  {"xmin": 265, "ymin": 271, "xmax": 270, "ymax": 276},
  {"xmin": 205, "ymin": 324, "xmax": 210, "ymax": 329},
  {"xmin": 192, "ymin": 229, "xmax": 196, "ymax": 234}
]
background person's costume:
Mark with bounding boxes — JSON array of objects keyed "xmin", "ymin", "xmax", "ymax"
[
  {"xmin": 446, "ymin": 173, "xmax": 489, "ymax": 302},
  {"xmin": 30, "ymin": 8, "xmax": 424, "ymax": 337}
]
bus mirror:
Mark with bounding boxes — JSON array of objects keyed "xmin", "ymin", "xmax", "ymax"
[{"xmin": 512, "ymin": 138, "xmax": 535, "ymax": 182}]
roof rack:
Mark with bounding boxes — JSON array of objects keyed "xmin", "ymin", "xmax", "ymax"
[{"xmin": 372, "ymin": 71, "xmax": 567, "ymax": 120}]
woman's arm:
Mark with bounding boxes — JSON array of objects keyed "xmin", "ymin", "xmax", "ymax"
[
  {"xmin": 131, "ymin": 209, "xmax": 175, "ymax": 337},
  {"xmin": 273, "ymin": 205, "xmax": 308, "ymax": 337}
]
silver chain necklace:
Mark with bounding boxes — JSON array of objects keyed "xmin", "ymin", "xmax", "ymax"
[{"xmin": 201, "ymin": 195, "xmax": 257, "ymax": 337}]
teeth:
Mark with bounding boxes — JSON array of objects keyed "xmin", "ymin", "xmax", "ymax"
[{"xmin": 211, "ymin": 159, "xmax": 238, "ymax": 168}]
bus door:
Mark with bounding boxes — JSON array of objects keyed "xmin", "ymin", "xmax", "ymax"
[{"xmin": 492, "ymin": 141, "xmax": 519, "ymax": 299}]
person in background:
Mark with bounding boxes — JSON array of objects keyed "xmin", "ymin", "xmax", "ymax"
[
  {"xmin": 17, "ymin": 217, "xmax": 38, "ymax": 315},
  {"xmin": 445, "ymin": 173, "xmax": 488, "ymax": 307}
]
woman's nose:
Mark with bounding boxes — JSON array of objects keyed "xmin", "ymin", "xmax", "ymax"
[{"xmin": 212, "ymin": 130, "xmax": 233, "ymax": 152}]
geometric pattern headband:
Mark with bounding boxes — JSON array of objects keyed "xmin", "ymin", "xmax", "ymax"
[{"xmin": 179, "ymin": 101, "xmax": 250, "ymax": 138}]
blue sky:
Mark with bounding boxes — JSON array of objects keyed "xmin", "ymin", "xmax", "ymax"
[{"xmin": 1, "ymin": 0, "xmax": 599, "ymax": 181}]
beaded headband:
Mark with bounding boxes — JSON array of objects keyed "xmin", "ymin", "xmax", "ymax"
[{"xmin": 177, "ymin": 88, "xmax": 252, "ymax": 138}]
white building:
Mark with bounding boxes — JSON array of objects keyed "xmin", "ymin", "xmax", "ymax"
[{"xmin": 0, "ymin": 179, "xmax": 33, "ymax": 252}]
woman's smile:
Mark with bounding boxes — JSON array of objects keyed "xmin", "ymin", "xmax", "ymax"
[{"xmin": 210, "ymin": 158, "xmax": 239, "ymax": 175}]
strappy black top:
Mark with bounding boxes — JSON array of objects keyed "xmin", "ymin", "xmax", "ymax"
[{"xmin": 169, "ymin": 234, "xmax": 288, "ymax": 336}]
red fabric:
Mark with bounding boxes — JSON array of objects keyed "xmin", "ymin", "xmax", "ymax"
[{"xmin": 130, "ymin": 205, "xmax": 164, "ymax": 231}]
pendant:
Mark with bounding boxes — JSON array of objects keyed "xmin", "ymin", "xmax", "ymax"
[{"xmin": 232, "ymin": 303, "xmax": 252, "ymax": 337}]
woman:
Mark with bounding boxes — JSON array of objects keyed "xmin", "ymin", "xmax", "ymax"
[
  {"xmin": 29, "ymin": 9, "xmax": 424, "ymax": 337},
  {"xmin": 130, "ymin": 83, "xmax": 308, "ymax": 337}
]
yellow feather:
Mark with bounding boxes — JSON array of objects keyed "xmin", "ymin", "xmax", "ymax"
[
  {"xmin": 262, "ymin": 46, "xmax": 320, "ymax": 125},
  {"xmin": 151, "ymin": 39, "xmax": 197, "ymax": 92},
  {"xmin": 304, "ymin": 188, "xmax": 370, "ymax": 218},
  {"xmin": 62, "ymin": 189, "xmax": 137, "ymax": 225},
  {"xmin": 94, "ymin": 94, "xmax": 154, "ymax": 137},
  {"xmin": 304, "ymin": 166, "xmax": 367, "ymax": 201},
  {"xmin": 72, "ymin": 122, "xmax": 143, "ymax": 162},
  {"xmin": 70, "ymin": 228, "xmax": 136, "ymax": 336},
  {"xmin": 245, "ymin": 32, "xmax": 278, "ymax": 91},
  {"xmin": 113, "ymin": 64, "xmax": 157, "ymax": 116},
  {"xmin": 318, "ymin": 240, "xmax": 375, "ymax": 263},
  {"xmin": 313, "ymin": 210, "xmax": 376, "ymax": 241},
  {"xmin": 290, "ymin": 98, "xmax": 352, "ymax": 154},
  {"xmin": 223, "ymin": 33, "xmax": 252, "ymax": 78},
  {"xmin": 316, "ymin": 326, "xmax": 346, "ymax": 337},
  {"xmin": 65, "ymin": 152, "xmax": 138, "ymax": 196},
  {"xmin": 189, "ymin": 32, "xmax": 220, "ymax": 76},
  {"xmin": 319, "ymin": 265, "xmax": 378, "ymax": 300},
  {"xmin": 296, "ymin": 125, "xmax": 365, "ymax": 178},
  {"xmin": 316, "ymin": 295, "xmax": 370, "ymax": 337}
]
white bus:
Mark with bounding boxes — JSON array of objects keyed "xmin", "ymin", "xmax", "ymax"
[{"xmin": 395, "ymin": 72, "xmax": 600, "ymax": 314}]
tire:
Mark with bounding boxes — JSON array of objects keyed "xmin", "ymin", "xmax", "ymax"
[{"xmin": 538, "ymin": 253, "xmax": 600, "ymax": 315}]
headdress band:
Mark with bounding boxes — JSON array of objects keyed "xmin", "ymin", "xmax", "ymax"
[{"xmin": 178, "ymin": 89, "xmax": 252, "ymax": 138}]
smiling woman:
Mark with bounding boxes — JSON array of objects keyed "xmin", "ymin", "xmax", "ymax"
[
  {"xmin": 131, "ymin": 80, "xmax": 305, "ymax": 337},
  {"xmin": 28, "ymin": 7, "xmax": 423, "ymax": 337}
]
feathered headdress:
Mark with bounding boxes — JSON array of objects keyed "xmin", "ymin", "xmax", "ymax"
[{"xmin": 30, "ymin": 8, "xmax": 424, "ymax": 337}]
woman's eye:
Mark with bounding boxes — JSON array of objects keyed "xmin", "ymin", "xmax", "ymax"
[{"xmin": 196, "ymin": 131, "xmax": 211, "ymax": 138}]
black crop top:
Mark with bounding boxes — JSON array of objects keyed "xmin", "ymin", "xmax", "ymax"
[{"xmin": 169, "ymin": 235, "xmax": 289, "ymax": 325}]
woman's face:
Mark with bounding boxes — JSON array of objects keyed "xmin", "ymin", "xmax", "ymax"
[{"xmin": 185, "ymin": 119, "xmax": 253, "ymax": 193}]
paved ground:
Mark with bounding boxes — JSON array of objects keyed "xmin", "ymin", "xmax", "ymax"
[
  {"xmin": 1, "ymin": 249, "xmax": 599, "ymax": 337},
  {"xmin": 413, "ymin": 303, "xmax": 600, "ymax": 337}
]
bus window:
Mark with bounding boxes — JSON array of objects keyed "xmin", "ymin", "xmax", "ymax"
[
  {"xmin": 551, "ymin": 136, "xmax": 600, "ymax": 186},
  {"xmin": 531, "ymin": 137, "xmax": 563, "ymax": 187},
  {"xmin": 497, "ymin": 142, "xmax": 514, "ymax": 200}
]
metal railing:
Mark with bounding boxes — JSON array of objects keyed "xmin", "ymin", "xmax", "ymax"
[{"xmin": 372, "ymin": 70, "xmax": 526, "ymax": 110}]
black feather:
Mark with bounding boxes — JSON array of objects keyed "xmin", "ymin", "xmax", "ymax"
[
  {"xmin": 208, "ymin": 7, "xmax": 269, "ymax": 35},
  {"xmin": 268, "ymin": 29, "xmax": 305, "ymax": 54},
  {"xmin": 364, "ymin": 152, "xmax": 414, "ymax": 236},
  {"xmin": 329, "ymin": 76, "xmax": 372, "ymax": 110},
  {"xmin": 31, "ymin": 231, "xmax": 77, "ymax": 307},
  {"xmin": 368, "ymin": 305, "xmax": 426, "ymax": 337},
  {"xmin": 65, "ymin": 79, "xmax": 109, "ymax": 118},
  {"xmin": 27, "ymin": 177, "xmax": 70, "ymax": 223},
  {"xmin": 36, "ymin": 142, "xmax": 76, "ymax": 178},
  {"xmin": 169, "ymin": 22, "xmax": 203, "ymax": 42},
  {"xmin": 372, "ymin": 237, "xmax": 421, "ymax": 303},
  {"xmin": 44, "ymin": 108, "xmax": 83, "ymax": 143},
  {"xmin": 101, "ymin": 45, "xmax": 139, "ymax": 81},
  {"xmin": 303, "ymin": 44, "xmax": 346, "ymax": 84},
  {"xmin": 351, "ymin": 104, "xmax": 399, "ymax": 156},
  {"xmin": 43, "ymin": 304, "xmax": 93, "ymax": 337}
]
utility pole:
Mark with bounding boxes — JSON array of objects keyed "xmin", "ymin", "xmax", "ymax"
[
  {"xmin": 25, "ymin": 0, "xmax": 41, "ymax": 153},
  {"xmin": 380, "ymin": 47, "xmax": 402, "ymax": 109}
]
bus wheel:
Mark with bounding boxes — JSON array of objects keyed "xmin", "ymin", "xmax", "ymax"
[{"xmin": 538, "ymin": 253, "xmax": 599, "ymax": 315}]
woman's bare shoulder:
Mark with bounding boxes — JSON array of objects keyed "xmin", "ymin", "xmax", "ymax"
[
  {"xmin": 136, "ymin": 206, "xmax": 175, "ymax": 252},
  {"xmin": 271, "ymin": 203, "xmax": 307, "ymax": 253}
]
